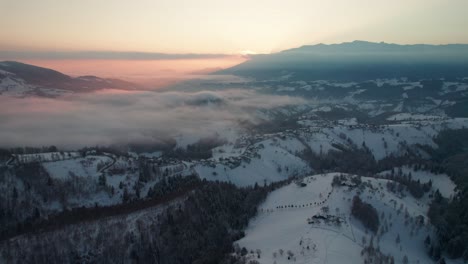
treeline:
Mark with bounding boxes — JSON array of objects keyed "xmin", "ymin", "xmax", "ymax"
[
  {"xmin": 138, "ymin": 159, "xmax": 185, "ymax": 183},
  {"xmin": 4, "ymin": 145, "xmax": 59, "ymax": 155},
  {"xmin": 247, "ymin": 116, "xmax": 302, "ymax": 134},
  {"xmin": 0, "ymin": 162, "xmax": 52, "ymax": 237},
  {"xmin": 0, "ymin": 162, "xmax": 110, "ymax": 240},
  {"xmin": 0, "ymin": 175, "xmax": 202, "ymax": 242},
  {"xmin": 163, "ymin": 136, "xmax": 227, "ymax": 160},
  {"xmin": 351, "ymin": 195, "xmax": 379, "ymax": 233},
  {"xmin": 427, "ymin": 129, "xmax": 468, "ymax": 260},
  {"xmin": 0, "ymin": 146, "xmax": 61, "ymax": 162},
  {"xmin": 384, "ymin": 171, "xmax": 432, "ymax": 199},
  {"xmin": 0, "ymin": 149, "xmax": 11, "ymax": 161},
  {"xmin": 299, "ymin": 141, "xmax": 422, "ymax": 176},
  {"xmin": 126, "ymin": 138, "xmax": 177, "ymax": 153},
  {"xmin": 164, "ymin": 146, "xmax": 213, "ymax": 160},
  {"xmin": 300, "ymin": 141, "xmax": 434, "ymax": 200},
  {"xmin": 146, "ymin": 175, "xmax": 200, "ymax": 199},
  {"xmin": 0, "ymin": 178, "xmax": 287, "ymax": 264},
  {"xmin": 0, "ymin": 145, "xmax": 128, "ymax": 159},
  {"xmin": 78, "ymin": 146, "xmax": 129, "ymax": 158}
]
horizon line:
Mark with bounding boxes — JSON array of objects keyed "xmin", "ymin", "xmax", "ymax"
[{"xmin": 2, "ymin": 40, "xmax": 468, "ymax": 61}]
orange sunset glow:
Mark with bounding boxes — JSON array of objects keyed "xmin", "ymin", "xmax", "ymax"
[
  {"xmin": 18, "ymin": 57, "xmax": 246, "ymax": 88},
  {"xmin": 2, "ymin": 0, "xmax": 468, "ymax": 89}
]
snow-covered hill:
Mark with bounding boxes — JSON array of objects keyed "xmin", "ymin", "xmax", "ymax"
[
  {"xmin": 194, "ymin": 138, "xmax": 311, "ymax": 186},
  {"xmin": 0, "ymin": 61, "xmax": 141, "ymax": 97},
  {"xmin": 190, "ymin": 116, "xmax": 468, "ymax": 187},
  {"xmin": 236, "ymin": 172, "xmax": 458, "ymax": 264},
  {"xmin": 0, "ymin": 70, "xmax": 70, "ymax": 97}
]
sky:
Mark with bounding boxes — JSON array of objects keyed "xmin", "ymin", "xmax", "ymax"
[{"xmin": 1, "ymin": 0, "xmax": 468, "ymax": 81}]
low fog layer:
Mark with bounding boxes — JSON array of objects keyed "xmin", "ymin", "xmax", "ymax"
[{"xmin": 0, "ymin": 89, "xmax": 305, "ymax": 148}]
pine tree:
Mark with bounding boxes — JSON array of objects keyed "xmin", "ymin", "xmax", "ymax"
[
  {"xmin": 122, "ymin": 187, "xmax": 130, "ymax": 203},
  {"xmin": 424, "ymin": 235, "xmax": 431, "ymax": 247},
  {"xmin": 12, "ymin": 186, "xmax": 18, "ymax": 201},
  {"xmin": 98, "ymin": 174, "xmax": 107, "ymax": 186}
]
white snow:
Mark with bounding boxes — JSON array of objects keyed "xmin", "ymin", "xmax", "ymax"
[
  {"xmin": 195, "ymin": 139, "xmax": 311, "ymax": 186},
  {"xmin": 442, "ymin": 82, "xmax": 468, "ymax": 94},
  {"xmin": 379, "ymin": 166, "xmax": 456, "ymax": 199},
  {"xmin": 312, "ymin": 106, "xmax": 332, "ymax": 112},
  {"xmin": 43, "ymin": 155, "xmax": 112, "ymax": 179},
  {"xmin": 0, "ymin": 75, "xmax": 72, "ymax": 97},
  {"xmin": 237, "ymin": 173, "xmax": 440, "ymax": 264}
]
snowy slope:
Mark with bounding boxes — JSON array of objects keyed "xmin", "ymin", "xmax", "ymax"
[
  {"xmin": 0, "ymin": 74, "xmax": 71, "ymax": 97},
  {"xmin": 43, "ymin": 155, "xmax": 112, "ymax": 179},
  {"xmin": 378, "ymin": 166, "xmax": 456, "ymax": 199},
  {"xmin": 237, "ymin": 173, "xmax": 455, "ymax": 264},
  {"xmin": 299, "ymin": 118, "xmax": 468, "ymax": 160},
  {"xmin": 194, "ymin": 138, "xmax": 311, "ymax": 186}
]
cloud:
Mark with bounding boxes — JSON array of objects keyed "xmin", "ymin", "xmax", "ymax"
[
  {"xmin": 0, "ymin": 51, "xmax": 235, "ymax": 60},
  {"xmin": 0, "ymin": 89, "xmax": 305, "ymax": 148}
]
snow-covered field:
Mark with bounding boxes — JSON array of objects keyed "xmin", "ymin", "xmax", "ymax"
[
  {"xmin": 43, "ymin": 155, "xmax": 112, "ymax": 179},
  {"xmin": 237, "ymin": 172, "xmax": 456, "ymax": 264},
  {"xmin": 298, "ymin": 118, "xmax": 468, "ymax": 160},
  {"xmin": 194, "ymin": 139, "xmax": 311, "ymax": 186}
]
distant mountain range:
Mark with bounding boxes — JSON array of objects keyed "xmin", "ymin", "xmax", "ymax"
[
  {"xmin": 3, "ymin": 41, "xmax": 468, "ymax": 97},
  {"xmin": 0, "ymin": 61, "xmax": 141, "ymax": 97},
  {"xmin": 218, "ymin": 41, "xmax": 468, "ymax": 81}
]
